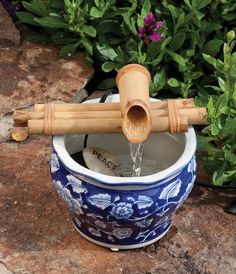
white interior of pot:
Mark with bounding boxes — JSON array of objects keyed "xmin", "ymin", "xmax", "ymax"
[{"xmin": 65, "ymin": 132, "xmax": 185, "ymax": 167}]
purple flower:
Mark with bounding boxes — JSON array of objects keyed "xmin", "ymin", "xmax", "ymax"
[{"xmin": 138, "ymin": 12, "xmax": 164, "ymax": 45}]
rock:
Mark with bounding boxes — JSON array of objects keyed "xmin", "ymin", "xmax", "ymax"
[
  {"xmin": 0, "ymin": 113, "xmax": 13, "ymax": 143},
  {"xmin": 82, "ymin": 147, "xmax": 121, "ymax": 176},
  {"xmin": 0, "ymin": 3, "xmax": 20, "ymax": 47},
  {"xmin": 0, "ymin": 263, "xmax": 13, "ymax": 274},
  {"xmin": 0, "ymin": 42, "xmax": 93, "ymax": 118}
]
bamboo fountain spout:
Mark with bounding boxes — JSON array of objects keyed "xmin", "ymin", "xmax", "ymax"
[{"xmin": 116, "ymin": 64, "xmax": 152, "ymax": 144}]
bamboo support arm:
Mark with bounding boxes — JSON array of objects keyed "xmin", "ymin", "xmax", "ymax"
[
  {"xmin": 33, "ymin": 98, "xmax": 194, "ymax": 112},
  {"xmin": 27, "ymin": 117, "xmax": 188, "ymax": 135},
  {"xmin": 14, "ymin": 107, "xmax": 207, "ymax": 127}
]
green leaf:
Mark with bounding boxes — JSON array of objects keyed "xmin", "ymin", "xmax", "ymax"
[
  {"xmin": 123, "ymin": 14, "xmax": 137, "ymax": 35},
  {"xmin": 174, "ymin": 12, "xmax": 185, "ymax": 32},
  {"xmin": 60, "ymin": 41, "xmax": 80, "ymax": 58},
  {"xmin": 81, "ymin": 39, "xmax": 93, "ymax": 55},
  {"xmin": 203, "ymin": 53, "xmax": 218, "ymax": 69},
  {"xmin": 102, "ymin": 62, "xmax": 122, "ymax": 72},
  {"xmin": 153, "ymin": 68, "xmax": 166, "ymax": 91},
  {"xmin": 167, "ymin": 50, "xmax": 186, "ymax": 67},
  {"xmin": 198, "ymin": 0, "xmax": 212, "ymax": 9},
  {"xmin": 48, "ymin": 0, "xmax": 64, "ymax": 10},
  {"xmin": 34, "ymin": 16, "xmax": 68, "ymax": 28},
  {"xmin": 28, "ymin": 34, "xmax": 51, "ymax": 44},
  {"xmin": 22, "ymin": 0, "xmax": 48, "ymax": 17},
  {"xmin": 197, "ymin": 135, "xmax": 219, "ymax": 153},
  {"xmin": 223, "ymin": 118, "xmax": 236, "ymax": 134},
  {"xmin": 16, "ymin": 12, "xmax": 41, "ymax": 26},
  {"xmin": 96, "ymin": 44, "xmax": 118, "ymax": 61},
  {"xmin": 168, "ymin": 78, "xmax": 180, "ymax": 87},
  {"xmin": 90, "ymin": 7, "xmax": 104, "ymax": 18},
  {"xmin": 140, "ymin": 0, "xmax": 151, "ymax": 19},
  {"xmin": 213, "ymin": 163, "xmax": 231, "ymax": 185},
  {"xmin": 210, "ymin": 123, "xmax": 219, "ymax": 136},
  {"xmin": 52, "ymin": 32, "xmax": 79, "ymax": 45},
  {"xmin": 83, "ymin": 25, "xmax": 96, "ymax": 37},
  {"xmin": 169, "ymin": 32, "xmax": 186, "ymax": 51},
  {"xmin": 96, "ymin": 20, "xmax": 121, "ymax": 35},
  {"xmin": 218, "ymin": 77, "xmax": 226, "ymax": 92},
  {"xmin": 98, "ymin": 78, "xmax": 116, "ymax": 89},
  {"xmin": 202, "ymin": 39, "xmax": 224, "ymax": 57},
  {"xmin": 223, "ymin": 148, "xmax": 236, "ymax": 165}
]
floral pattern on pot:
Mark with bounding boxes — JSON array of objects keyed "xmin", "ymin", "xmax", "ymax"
[{"xmin": 51, "ymin": 151, "xmax": 196, "ymax": 247}]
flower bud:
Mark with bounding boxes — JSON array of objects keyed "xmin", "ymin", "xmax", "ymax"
[{"xmin": 227, "ymin": 30, "xmax": 235, "ymax": 44}]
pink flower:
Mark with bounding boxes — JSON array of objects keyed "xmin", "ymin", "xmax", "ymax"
[{"xmin": 138, "ymin": 12, "xmax": 164, "ymax": 45}]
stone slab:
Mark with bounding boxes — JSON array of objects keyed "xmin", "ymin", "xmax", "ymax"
[
  {"xmin": 0, "ymin": 138, "xmax": 235, "ymax": 274},
  {"xmin": 0, "ymin": 3, "xmax": 20, "ymax": 47},
  {"xmin": 0, "ymin": 42, "xmax": 93, "ymax": 117}
]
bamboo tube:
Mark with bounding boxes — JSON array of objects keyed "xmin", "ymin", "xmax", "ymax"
[
  {"xmin": 14, "ymin": 107, "xmax": 207, "ymax": 127},
  {"xmin": 28, "ymin": 119, "xmax": 122, "ymax": 134},
  {"xmin": 27, "ymin": 116, "xmax": 189, "ymax": 135},
  {"xmin": 116, "ymin": 64, "xmax": 152, "ymax": 144},
  {"xmin": 14, "ymin": 110, "xmax": 121, "ymax": 127},
  {"xmin": 33, "ymin": 98, "xmax": 194, "ymax": 112}
]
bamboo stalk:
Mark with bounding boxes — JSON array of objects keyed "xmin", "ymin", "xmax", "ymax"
[
  {"xmin": 27, "ymin": 116, "xmax": 189, "ymax": 135},
  {"xmin": 28, "ymin": 119, "xmax": 122, "ymax": 134},
  {"xmin": 33, "ymin": 98, "xmax": 194, "ymax": 112},
  {"xmin": 14, "ymin": 107, "xmax": 206, "ymax": 127}
]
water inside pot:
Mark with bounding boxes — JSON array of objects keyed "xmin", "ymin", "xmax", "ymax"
[{"xmin": 66, "ymin": 132, "xmax": 185, "ymax": 177}]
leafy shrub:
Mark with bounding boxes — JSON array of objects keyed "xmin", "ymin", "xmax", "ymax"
[
  {"xmin": 197, "ymin": 31, "xmax": 236, "ymax": 186},
  {"xmin": 16, "ymin": 0, "xmax": 235, "ymax": 96}
]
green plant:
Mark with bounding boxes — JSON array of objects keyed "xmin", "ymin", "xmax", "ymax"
[
  {"xmin": 16, "ymin": 0, "xmax": 235, "ymax": 97},
  {"xmin": 197, "ymin": 30, "xmax": 236, "ymax": 186}
]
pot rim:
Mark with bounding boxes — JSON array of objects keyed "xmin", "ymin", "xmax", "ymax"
[{"xmin": 52, "ymin": 94, "xmax": 196, "ymax": 186}]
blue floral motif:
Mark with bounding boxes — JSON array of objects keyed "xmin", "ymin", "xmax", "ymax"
[
  {"xmin": 112, "ymin": 228, "xmax": 133, "ymax": 239},
  {"xmin": 88, "ymin": 193, "xmax": 112, "ymax": 210},
  {"xmin": 136, "ymin": 196, "xmax": 153, "ymax": 209},
  {"xmin": 188, "ymin": 157, "xmax": 196, "ymax": 176},
  {"xmin": 51, "ymin": 153, "xmax": 60, "ymax": 173},
  {"xmin": 88, "ymin": 227, "xmax": 102, "ymax": 237},
  {"xmin": 94, "ymin": 220, "xmax": 107, "ymax": 229},
  {"xmin": 110, "ymin": 202, "xmax": 134, "ymax": 219},
  {"xmin": 159, "ymin": 179, "xmax": 182, "ymax": 201},
  {"xmin": 53, "ymin": 180, "xmax": 84, "ymax": 215}
]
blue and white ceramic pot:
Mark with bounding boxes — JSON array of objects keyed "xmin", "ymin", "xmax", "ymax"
[{"xmin": 51, "ymin": 95, "xmax": 196, "ymax": 250}]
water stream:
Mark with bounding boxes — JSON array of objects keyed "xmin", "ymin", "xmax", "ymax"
[{"xmin": 129, "ymin": 142, "xmax": 144, "ymax": 177}]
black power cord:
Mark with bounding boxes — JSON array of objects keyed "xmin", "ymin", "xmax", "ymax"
[{"xmin": 83, "ymin": 89, "xmax": 118, "ymax": 149}]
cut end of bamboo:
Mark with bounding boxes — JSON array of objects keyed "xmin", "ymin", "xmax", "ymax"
[
  {"xmin": 10, "ymin": 127, "xmax": 29, "ymax": 141},
  {"xmin": 116, "ymin": 64, "xmax": 151, "ymax": 86},
  {"xmin": 14, "ymin": 110, "xmax": 29, "ymax": 127},
  {"xmin": 122, "ymin": 99, "xmax": 151, "ymax": 143}
]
